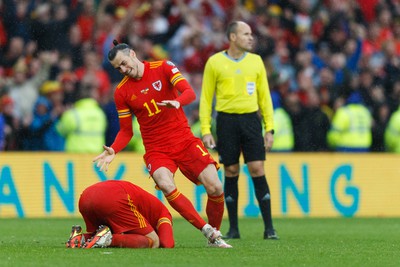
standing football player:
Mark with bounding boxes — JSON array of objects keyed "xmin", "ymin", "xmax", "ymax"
[{"xmin": 93, "ymin": 41, "xmax": 231, "ymax": 248}]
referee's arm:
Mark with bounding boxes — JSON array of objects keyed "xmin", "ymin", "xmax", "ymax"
[
  {"xmin": 257, "ymin": 60, "xmax": 274, "ymax": 133},
  {"xmin": 199, "ymin": 59, "xmax": 217, "ymax": 136}
]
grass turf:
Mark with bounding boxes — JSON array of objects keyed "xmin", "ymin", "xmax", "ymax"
[{"xmin": 0, "ymin": 217, "xmax": 399, "ymax": 267}]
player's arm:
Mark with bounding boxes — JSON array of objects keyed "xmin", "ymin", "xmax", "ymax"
[
  {"xmin": 111, "ymin": 115, "xmax": 133, "ymax": 153},
  {"xmin": 93, "ymin": 93, "xmax": 133, "ymax": 171},
  {"xmin": 256, "ymin": 56, "xmax": 274, "ymax": 133},
  {"xmin": 157, "ymin": 61, "xmax": 196, "ymax": 109},
  {"xmin": 199, "ymin": 58, "xmax": 216, "ymax": 136},
  {"xmin": 256, "ymin": 56, "xmax": 274, "ymax": 151},
  {"xmin": 110, "ymin": 93, "xmax": 134, "ymax": 153},
  {"xmin": 174, "ymin": 78, "xmax": 196, "ymax": 106}
]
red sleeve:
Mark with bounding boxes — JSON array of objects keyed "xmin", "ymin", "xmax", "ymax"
[
  {"xmin": 111, "ymin": 117, "xmax": 133, "ymax": 154},
  {"xmin": 110, "ymin": 89, "xmax": 133, "ymax": 154},
  {"xmin": 175, "ymin": 79, "xmax": 196, "ymax": 106},
  {"xmin": 163, "ymin": 60, "xmax": 196, "ymax": 106}
]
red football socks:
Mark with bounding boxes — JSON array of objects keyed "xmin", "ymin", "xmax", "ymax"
[
  {"xmin": 206, "ymin": 193, "xmax": 225, "ymax": 230},
  {"xmin": 166, "ymin": 189, "xmax": 206, "ymax": 230}
]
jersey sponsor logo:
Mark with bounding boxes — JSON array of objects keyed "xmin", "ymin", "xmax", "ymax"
[
  {"xmin": 141, "ymin": 88, "xmax": 149, "ymax": 94},
  {"xmin": 247, "ymin": 82, "xmax": 255, "ymax": 95},
  {"xmin": 152, "ymin": 80, "xmax": 162, "ymax": 91},
  {"xmin": 166, "ymin": 61, "xmax": 175, "ymax": 66},
  {"xmin": 171, "ymin": 67, "xmax": 179, "ymax": 74}
]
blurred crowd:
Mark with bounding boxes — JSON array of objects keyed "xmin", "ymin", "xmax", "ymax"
[{"xmin": 0, "ymin": 0, "xmax": 400, "ymax": 153}]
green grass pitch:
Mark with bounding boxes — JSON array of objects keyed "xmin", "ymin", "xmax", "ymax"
[{"xmin": 0, "ymin": 217, "xmax": 399, "ymax": 267}]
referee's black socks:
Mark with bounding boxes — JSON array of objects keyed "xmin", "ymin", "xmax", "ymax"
[
  {"xmin": 252, "ymin": 175, "xmax": 274, "ymax": 231},
  {"xmin": 224, "ymin": 176, "xmax": 239, "ymax": 232}
]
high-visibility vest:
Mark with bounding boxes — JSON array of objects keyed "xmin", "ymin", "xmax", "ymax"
[
  {"xmin": 327, "ymin": 104, "xmax": 372, "ymax": 151},
  {"xmin": 56, "ymin": 98, "xmax": 107, "ymax": 153},
  {"xmin": 271, "ymin": 108, "xmax": 294, "ymax": 152},
  {"xmin": 385, "ymin": 107, "xmax": 400, "ymax": 153}
]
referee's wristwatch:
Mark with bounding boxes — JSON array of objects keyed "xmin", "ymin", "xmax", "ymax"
[{"xmin": 267, "ymin": 129, "xmax": 275, "ymax": 135}]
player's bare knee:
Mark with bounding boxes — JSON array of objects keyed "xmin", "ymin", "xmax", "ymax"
[
  {"xmin": 204, "ymin": 181, "xmax": 223, "ymax": 196},
  {"xmin": 157, "ymin": 182, "xmax": 176, "ymax": 195}
]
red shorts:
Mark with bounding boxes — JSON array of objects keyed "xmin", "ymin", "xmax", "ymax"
[
  {"xmin": 79, "ymin": 181, "xmax": 172, "ymax": 236},
  {"xmin": 144, "ymin": 136, "xmax": 218, "ymax": 184}
]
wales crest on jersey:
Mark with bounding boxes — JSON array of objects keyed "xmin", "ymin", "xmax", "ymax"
[{"xmin": 152, "ymin": 80, "xmax": 162, "ymax": 91}]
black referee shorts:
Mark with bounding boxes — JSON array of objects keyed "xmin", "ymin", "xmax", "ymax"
[{"xmin": 216, "ymin": 112, "xmax": 265, "ymax": 166}]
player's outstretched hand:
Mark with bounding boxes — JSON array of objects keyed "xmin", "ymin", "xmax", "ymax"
[
  {"xmin": 93, "ymin": 145, "xmax": 115, "ymax": 172},
  {"xmin": 156, "ymin": 100, "xmax": 180, "ymax": 109}
]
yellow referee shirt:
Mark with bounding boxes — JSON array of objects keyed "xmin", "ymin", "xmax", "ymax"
[{"xmin": 199, "ymin": 51, "xmax": 274, "ymax": 136}]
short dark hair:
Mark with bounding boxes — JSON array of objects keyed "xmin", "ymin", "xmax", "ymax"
[
  {"xmin": 226, "ymin": 21, "xmax": 239, "ymax": 40},
  {"xmin": 108, "ymin": 43, "xmax": 131, "ymax": 61}
]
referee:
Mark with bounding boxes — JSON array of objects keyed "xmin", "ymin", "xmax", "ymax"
[{"xmin": 199, "ymin": 21, "xmax": 278, "ymax": 240}]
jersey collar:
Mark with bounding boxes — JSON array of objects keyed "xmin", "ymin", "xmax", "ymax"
[{"xmin": 223, "ymin": 50, "xmax": 247, "ymax": 62}]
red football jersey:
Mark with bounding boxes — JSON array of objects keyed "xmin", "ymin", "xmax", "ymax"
[
  {"xmin": 79, "ymin": 180, "xmax": 172, "ymax": 235},
  {"xmin": 111, "ymin": 60, "xmax": 196, "ymax": 153}
]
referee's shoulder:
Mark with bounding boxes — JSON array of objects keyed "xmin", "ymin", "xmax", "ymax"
[
  {"xmin": 205, "ymin": 51, "xmax": 224, "ymax": 66},
  {"xmin": 212, "ymin": 51, "xmax": 227, "ymax": 59},
  {"xmin": 246, "ymin": 52, "xmax": 262, "ymax": 59},
  {"xmin": 245, "ymin": 53, "xmax": 265, "ymax": 66}
]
